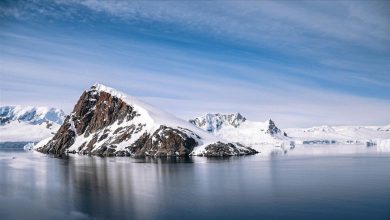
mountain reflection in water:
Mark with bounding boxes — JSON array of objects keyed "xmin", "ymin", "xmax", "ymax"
[{"xmin": 0, "ymin": 148, "xmax": 389, "ymax": 220}]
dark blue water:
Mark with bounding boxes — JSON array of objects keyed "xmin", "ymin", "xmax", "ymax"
[{"xmin": 0, "ymin": 149, "xmax": 389, "ymax": 220}]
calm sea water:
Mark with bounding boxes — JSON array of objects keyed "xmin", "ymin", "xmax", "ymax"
[{"xmin": 0, "ymin": 146, "xmax": 389, "ymax": 220}]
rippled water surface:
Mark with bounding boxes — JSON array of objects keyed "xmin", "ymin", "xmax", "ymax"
[{"xmin": 0, "ymin": 146, "xmax": 389, "ymax": 220}]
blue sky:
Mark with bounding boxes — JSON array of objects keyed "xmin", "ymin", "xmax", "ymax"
[{"xmin": 1, "ymin": 0, "xmax": 390, "ymax": 127}]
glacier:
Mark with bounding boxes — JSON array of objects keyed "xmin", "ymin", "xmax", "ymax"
[
  {"xmin": 0, "ymin": 105, "xmax": 65, "ymax": 142},
  {"xmin": 190, "ymin": 113, "xmax": 293, "ymax": 154},
  {"xmin": 191, "ymin": 114, "xmax": 390, "ymax": 154}
]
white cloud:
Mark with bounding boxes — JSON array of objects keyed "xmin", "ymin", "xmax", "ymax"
[
  {"xmin": 1, "ymin": 0, "xmax": 390, "ymax": 127},
  {"xmin": 2, "ymin": 50, "xmax": 390, "ymax": 127},
  {"xmin": 67, "ymin": 0, "xmax": 390, "ymax": 49}
]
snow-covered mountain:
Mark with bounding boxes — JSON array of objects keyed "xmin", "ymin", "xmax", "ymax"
[
  {"xmin": 190, "ymin": 114, "xmax": 291, "ymax": 154},
  {"xmin": 189, "ymin": 113, "xmax": 247, "ymax": 132},
  {"xmin": 0, "ymin": 105, "xmax": 64, "ymax": 125},
  {"xmin": 190, "ymin": 113, "xmax": 390, "ymax": 154},
  {"xmin": 285, "ymin": 125, "xmax": 390, "ymax": 145},
  {"xmin": 36, "ymin": 84, "xmax": 257, "ymax": 157},
  {"xmin": 0, "ymin": 105, "xmax": 65, "ymax": 142}
]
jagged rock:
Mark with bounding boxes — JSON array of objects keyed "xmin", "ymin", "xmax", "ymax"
[
  {"xmin": 39, "ymin": 118, "xmax": 76, "ymax": 154},
  {"xmin": 190, "ymin": 113, "xmax": 289, "ymax": 146},
  {"xmin": 199, "ymin": 142, "xmax": 258, "ymax": 157},
  {"xmin": 266, "ymin": 119, "xmax": 286, "ymax": 136},
  {"xmin": 189, "ymin": 113, "xmax": 246, "ymax": 132},
  {"xmin": 128, "ymin": 125, "xmax": 197, "ymax": 156}
]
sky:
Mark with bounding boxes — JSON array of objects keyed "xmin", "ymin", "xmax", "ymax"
[{"xmin": 0, "ymin": 0, "xmax": 390, "ymax": 128}]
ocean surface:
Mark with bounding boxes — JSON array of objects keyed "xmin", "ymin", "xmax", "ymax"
[{"xmin": 0, "ymin": 145, "xmax": 389, "ymax": 220}]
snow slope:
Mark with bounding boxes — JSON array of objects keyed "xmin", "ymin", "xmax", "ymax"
[
  {"xmin": 190, "ymin": 113, "xmax": 292, "ymax": 154},
  {"xmin": 0, "ymin": 105, "xmax": 65, "ymax": 125},
  {"xmin": 190, "ymin": 114, "xmax": 390, "ymax": 154},
  {"xmin": 0, "ymin": 106, "xmax": 65, "ymax": 142},
  {"xmin": 285, "ymin": 125, "xmax": 390, "ymax": 145},
  {"xmin": 283, "ymin": 125, "xmax": 390, "ymax": 153}
]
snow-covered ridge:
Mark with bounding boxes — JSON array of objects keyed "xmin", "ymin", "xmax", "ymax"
[
  {"xmin": 90, "ymin": 83, "xmax": 220, "ymax": 145},
  {"xmin": 190, "ymin": 113, "xmax": 288, "ymax": 140},
  {"xmin": 92, "ymin": 83, "xmax": 208, "ymax": 134},
  {"xmin": 285, "ymin": 125, "xmax": 390, "ymax": 145},
  {"xmin": 191, "ymin": 114, "xmax": 390, "ymax": 154},
  {"xmin": 300, "ymin": 125, "xmax": 336, "ymax": 133},
  {"xmin": 189, "ymin": 113, "xmax": 246, "ymax": 133},
  {"xmin": 190, "ymin": 113, "xmax": 291, "ymax": 154},
  {"xmin": 0, "ymin": 105, "xmax": 65, "ymax": 125},
  {"xmin": 0, "ymin": 105, "xmax": 65, "ymax": 142}
]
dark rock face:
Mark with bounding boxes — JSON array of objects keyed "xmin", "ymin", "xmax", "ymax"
[
  {"xmin": 38, "ymin": 85, "xmax": 137, "ymax": 156},
  {"xmin": 71, "ymin": 89, "xmax": 137, "ymax": 136},
  {"xmin": 201, "ymin": 142, "xmax": 258, "ymax": 157},
  {"xmin": 38, "ymin": 117, "xmax": 76, "ymax": 155},
  {"xmin": 128, "ymin": 126, "xmax": 197, "ymax": 157},
  {"xmin": 266, "ymin": 119, "xmax": 287, "ymax": 137}
]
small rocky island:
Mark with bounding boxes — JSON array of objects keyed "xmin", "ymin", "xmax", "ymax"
[{"xmin": 37, "ymin": 84, "xmax": 257, "ymax": 157}]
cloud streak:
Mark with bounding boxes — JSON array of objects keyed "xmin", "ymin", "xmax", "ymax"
[{"xmin": 0, "ymin": 0, "xmax": 389, "ymax": 127}]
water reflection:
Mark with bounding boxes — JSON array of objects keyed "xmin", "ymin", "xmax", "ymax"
[{"xmin": 1, "ymin": 149, "xmax": 390, "ymax": 219}]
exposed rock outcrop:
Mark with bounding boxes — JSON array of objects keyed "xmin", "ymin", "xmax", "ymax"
[
  {"xmin": 189, "ymin": 113, "xmax": 246, "ymax": 132},
  {"xmin": 189, "ymin": 114, "xmax": 291, "ymax": 155},
  {"xmin": 266, "ymin": 119, "xmax": 287, "ymax": 137},
  {"xmin": 193, "ymin": 142, "xmax": 257, "ymax": 157}
]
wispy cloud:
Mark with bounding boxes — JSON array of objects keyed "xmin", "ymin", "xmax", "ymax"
[
  {"xmin": 70, "ymin": 0, "xmax": 390, "ymax": 49},
  {"xmin": 0, "ymin": 0, "xmax": 389, "ymax": 127}
]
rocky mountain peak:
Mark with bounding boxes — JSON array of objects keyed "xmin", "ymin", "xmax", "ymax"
[
  {"xmin": 37, "ymin": 84, "xmax": 257, "ymax": 157},
  {"xmin": 189, "ymin": 113, "xmax": 247, "ymax": 132},
  {"xmin": 70, "ymin": 85, "xmax": 136, "ymax": 136},
  {"xmin": 266, "ymin": 119, "xmax": 287, "ymax": 137}
]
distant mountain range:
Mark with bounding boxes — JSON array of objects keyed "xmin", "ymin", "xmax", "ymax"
[
  {"xmin": 285, "ymin": 125, "xmax": 390, "ymax": 145},
  {"xmin": 189, "ymin": 113, "xmax": 248, "ymax": 132},
  {"xmin": 0, "ymin": 105, "xmax": 65, "ymax": 142},
  {"xmin": 189, "ymin": 113, "xmax": 291, "ymax": 154},
  {"xmin": 190, "ymin": 113, "xmax": 390, "ymax": 153},
  {"xmin": 190, "ymin": 113, "xmax": 288, "ymax": 138},
  {"xmin": 2, "ymin": 84, "xmax": 389, "ymax": 155}
]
